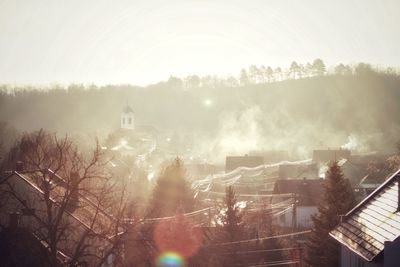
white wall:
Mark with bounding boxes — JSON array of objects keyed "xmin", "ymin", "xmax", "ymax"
[
  {"xmin": 277, "ymin": 206, "xmax": 318, "ymax": 228},
  {"xmin": 121, "ymin": 113, "xmax": 134, "ymax": 130}
]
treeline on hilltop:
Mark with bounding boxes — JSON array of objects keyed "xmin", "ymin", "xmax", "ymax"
[
  {"xmin": 174, "ymin": 59, "xmax": 399, "ymax": 88},
  {"xmin": 1, "ymin": 59, "xmax": 398, "ymax": 92}
]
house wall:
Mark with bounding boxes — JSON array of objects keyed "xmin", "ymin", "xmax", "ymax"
[
  {"xmin": 384, "ymin": 237, "xmax": 400, "ymax": 267},
  {"xmin": 277, "ymin": 206, "xmax": 318, "ymax": 228},
  {"xmin": 0, "ymin": 174, "xmax": 112, "ymax": 266},
  {"xmin": 121, "ymin": 112, "xmax": 134, "ymax": 129},
  {"xmin": 340, "ymin": 246, "xmax": 383, "ymax": 267}
]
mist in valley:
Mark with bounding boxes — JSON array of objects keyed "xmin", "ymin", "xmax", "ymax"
[{"xmin": 1, "ymin": 67, "xmax": 400, "ymax": 164}]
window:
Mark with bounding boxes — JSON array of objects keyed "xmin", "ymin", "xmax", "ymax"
[
  {"xmin": 128, "ymin": 118, "xmax": 132, "ymax": 124},
  {"xmin": 122, "ymin": 117, "xmax": 125, "ymax": 124}
]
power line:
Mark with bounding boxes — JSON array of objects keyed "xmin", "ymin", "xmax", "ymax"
[
  {"xmin": 212, "ymin": 247, "xmax": 303, "ymax": 255},
  {"xmin": 206, "ymin": 230, "xmax": 312, "ymax": 247},
  {"xmin": 192, "ymin": 159, "xmax": 312, "ymax": 190},
  {"xmin": 123, "ymin": 207, "xmax": 215, "ymax": 224},
  {"xmin": 143, "ymin": 207, "xmax": 213, "ymax": 222},
  {"xmin": 244, "ymin": 260, "xmax": 300, "ymax": 267},
  {"xmin": 207, "ymin": 191, "xmax": 295, "ymax": 198}
]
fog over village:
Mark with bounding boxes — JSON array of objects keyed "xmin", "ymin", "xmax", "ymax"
[{"xmin": 0, "ymin": 1, "xmax": 400, "ymax": 267}]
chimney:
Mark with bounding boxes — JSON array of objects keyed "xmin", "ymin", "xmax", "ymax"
[
  {"xmin": 15, "ymin": 161, "xmax": 24, "ymax": 172},
  {"xmin": 9, "ymin": 212, "xmax": 20, "ymax": 229}
]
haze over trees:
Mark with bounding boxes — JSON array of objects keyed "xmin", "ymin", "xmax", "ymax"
[
  {"xmin": 146, "ymin": 158, "xmax": 195, "ymax": 218},
  {"xmin": 0, "ymin": 60, "xmax": 399, "ymax": 162}
]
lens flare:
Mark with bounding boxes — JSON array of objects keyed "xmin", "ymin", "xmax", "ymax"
[
  {"xmin": 153, "ymin": 215, "xmax": 203, "ymax": 258},
  {"xmin": 156, "ymin": 252, "xmax": 186, "ymax": 267}
]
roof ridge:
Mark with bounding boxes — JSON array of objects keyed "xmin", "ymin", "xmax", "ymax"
[{"xmin": 10, "ymin": 170, "xmax": 117, "ymax": 233}]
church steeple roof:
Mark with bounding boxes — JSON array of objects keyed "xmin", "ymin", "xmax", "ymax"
[{"xmin": 122, "ymin": 105, "xmax": 134, "ymax": 113}]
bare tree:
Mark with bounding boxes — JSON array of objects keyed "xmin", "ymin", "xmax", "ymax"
[{"xmin": 0, "ymin": 130, "xmax": 130, "ymax": 267}]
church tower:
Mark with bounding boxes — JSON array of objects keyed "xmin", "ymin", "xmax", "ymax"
[{"xmin": 121, "ymin": 105, "xmax": 135, "ymax": 130}]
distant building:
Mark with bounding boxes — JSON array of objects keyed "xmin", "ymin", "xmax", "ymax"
[
  {"xmin": 278, "ymin": 162, "xmax": 318, "ymax": 179},
  {"xmin": 225, "ymin": 155, "xmax": 264, "ymax": 173},
  {"xmin": 105, "ymin": 105, "xmax": 161, "ymax": 158},
  {"xmin": 121, "ymin": 105, "xmax": 134, "ymax": 130},
  {"xmin": 330, "ymin": 169, "xmax": 400, "ymax": 267},
  {"xmin": 272, "ymin": 178, "xmax": 324, "ymax": 229},
  {"xmin": 352, "ymin": 173, "xmax": 386, "ymax": 202},
  {"xmin": 313, "ymin": 149, "xmax": 351, "ymax": 163},
  {"xmin": 249, "ymin": 150, "xmax": 290, "ymax": 164},
  {"xmin": 185, "ymin": 163, "xmax": 218, "ymax": 178}
]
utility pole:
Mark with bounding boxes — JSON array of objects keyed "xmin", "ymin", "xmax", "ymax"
[
  {"xmin": 292, "ymin": 193, "xmax": 297, "ymax": 235},
  {"xmin": 290, "ymin": 243, "xmax": 303, "ymax": 267},
  {"xmin": 208, "ymin": 206, "xmax": 212, "ymax": 227}
]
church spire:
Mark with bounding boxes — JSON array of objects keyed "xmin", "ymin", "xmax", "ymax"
[{"xmin": 121, "ymin": 104, "xmax": 134, "ymax": 130}]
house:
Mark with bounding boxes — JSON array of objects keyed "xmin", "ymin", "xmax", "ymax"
[
  {"xmin": 193, "ymin": 161, "xmax": 280, "ymax": 198},
  {"xmin": 0, "ymin": 213, "xmax": 65, "ymax": 267},
  {"xmin": 0, "ymin": 169, "xmax": 119, "ymax": 266},
  {"xmin": 313, "ymin": 149, "xmax": 351, "ymax": 163},
  {"xmin": 329, "ymin": 169, "xmax": 400, "ymax": 267},
  {"xmin": 278, "ymin": 162, "xmax": 318, "ymax": 179},
  {"xmin": 225, "ymin": 155, "xmax": 264, "ymax": 173},
  {"xmin": 249, "ymin": 150, "xmax": 290, "ymax": 164},
  {"xmin": 272, "ymin": 178, "xmax": 324, "ymax": 229}
]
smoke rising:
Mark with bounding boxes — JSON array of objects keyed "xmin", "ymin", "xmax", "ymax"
[{"xmin": 1, "ymin": 73, "xmax": 400, "ymax": 165}]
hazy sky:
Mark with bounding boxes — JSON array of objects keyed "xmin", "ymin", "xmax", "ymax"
[{"xmin": 0, "ymin": 0, "xmax": 399, "ymax": 86}]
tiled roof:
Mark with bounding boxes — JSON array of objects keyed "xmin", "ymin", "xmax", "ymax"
[
  {"xmin": 2, "ymin": 170, "xmax": 116, "ymax": 237},
  {"xmin": 122, "ymin": 105, "xmax": 134, "ymax": 113},
  {"xmin": 225, "ymin": 156, "xmax": 264, "ymax": 172},
  {"xmin": 330, "ymin": 169, "xmax": 400, "ymax": 261}
]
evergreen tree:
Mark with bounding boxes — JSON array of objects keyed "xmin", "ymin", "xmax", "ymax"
[
  {"xmin": 218, "ymin": 186, "xmax": 244, "ymax": 267},
  {"xmin": 258, "ymin": 201, "xmax": 283, "ymax": 263},
  {"xmin": 289, "ymin": 61, "xmax": 300, "ymax": 79},
  {"xmin": 249, "ymin": 65, "xmax": 261, "ymax": 83},
  {"xmin": 334, "ymin": 63, "xmax": 347, "ymax": 75},
  {"xmin": 147, "ymin": 158, "xmax": 195, "ymax": 218},
  {"xmin": 306, "ymin": 161, "xmax": 355, "ymax": 267},
  {"xmin": 274, "ymin": 67, "xmax": 283, "ymax": 81},
  {"xmin": 154, "ymin": 213, "xmax": 203, "ymax": 259},
  {"xmin": 312, "ymin": 58, "xmax": 326, "ymax": 76},
  {"xmin": 222, "ymin": 186, "xmax": 243, "ymax": 242},
  {"xmin": 266, "ymin": 66, "xmax": 274, "ymax": 82}
]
